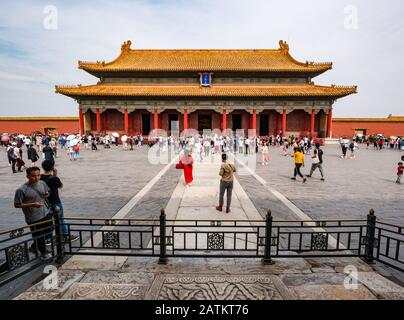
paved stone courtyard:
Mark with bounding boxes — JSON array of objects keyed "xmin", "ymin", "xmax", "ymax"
[
  {"xmin": 251, "ymin": 144, "xmax": 404, "ymax": 225},
  {"xmin": 11, "ymin": 257, "xmax": 404, "ymax": 300},
  {"xmin": 1, "ymin": 143, "xmax": 402, "ymax": 230},
  {"xmin": 0, "ymin": 143, "xmax": 403, "ymax": 300},
  {"xmin": 0, "ymin": 145, "xmax": 176, "ymax": 230}
]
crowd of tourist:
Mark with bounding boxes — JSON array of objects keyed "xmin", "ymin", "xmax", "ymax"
[
  {"xmin": 1, "ymin": 132, "xmax": 402, "ymax": 179},
  {"xmin": 1, "ymin": 129, "xmax": 402, "ymax": 262}
]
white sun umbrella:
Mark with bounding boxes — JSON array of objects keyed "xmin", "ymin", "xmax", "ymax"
[
  {"xmin": 69, "ymin": 138, "xmax": 79, "ymax": 147},
  {"xmin": 112, "ymin": 132, "xmax": 119, "ymax": 138},
  {"xmin": 121, "ymin": 135, "xmax": 128, "ymax": 142},
  {"xmin": 66, "ymin": 134, "xmax": 76, "ymax": 141},
  {"xmin": 18, "ymin": 134, "xmax": 25, "ymax": 138}
]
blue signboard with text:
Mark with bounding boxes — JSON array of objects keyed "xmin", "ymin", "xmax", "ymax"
[{"xmin": 199, "ymin": 73, "xmax": 212, "ymax": 87}]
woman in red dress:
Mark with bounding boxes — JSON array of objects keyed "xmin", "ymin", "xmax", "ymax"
[{"xmin": 180, "ymin": 150, "xmax": 194, "ymax": 187}]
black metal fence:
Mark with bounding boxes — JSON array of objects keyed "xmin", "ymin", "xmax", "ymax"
[{"xmin": 1, "ymin": 209, "xmax": 403, "ymax": 286}]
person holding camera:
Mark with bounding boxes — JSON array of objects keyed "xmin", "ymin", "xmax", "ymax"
[{"xmin": 40, "ymin": 160, "xmax": 78, "ymax": 243}]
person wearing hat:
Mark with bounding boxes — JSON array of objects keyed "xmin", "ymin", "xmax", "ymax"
[{"xmin": 216, "ymin": 153, "xmax": 236, "ymax": 213}]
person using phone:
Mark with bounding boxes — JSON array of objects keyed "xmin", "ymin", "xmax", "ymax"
[{"xmin": 14, "ymin": 167, "xmax": 53, "ymax": 260}]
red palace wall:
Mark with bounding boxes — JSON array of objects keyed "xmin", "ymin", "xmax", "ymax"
[
  {"xmin": 0, "ymin": 118, "xmax": 79, "ymax": 135},
  {"xmin": 2, "ymin": 116, "xmax": 404, "ymax": 137},
  {"xmin": 332, "ymin": 121, "xmax": 404, "ymax": 137}
]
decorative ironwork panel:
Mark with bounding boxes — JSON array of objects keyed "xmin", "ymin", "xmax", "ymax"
[
  {"xmin": 271, "ymin": 237, "xmax": 278, "ymax": 246},
  {"xmin": 102, "ymin": 232, "xmax": 119, "ymax": 249},
  {"xmin": 6, "ymin": 244, "xmax": 28, "ymax": 270},
  {"xmin": 9, "ymin": 228, "xmax": 24, "ymax": 238},
  {"xmin": 311, "ymin": 233, "xmax": 328, "ymax": 250},
  {"xmin": 207, "ymin": 233, "xmax": 224, "ymax": 250},
  {"xmin": 153, "ymin": 236, "xmax": 160, "ymax": 245}
]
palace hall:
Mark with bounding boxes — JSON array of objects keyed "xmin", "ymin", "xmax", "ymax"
[{"xmin": 56, "ymin": 40, "xmax": 357, "ymax": 138}]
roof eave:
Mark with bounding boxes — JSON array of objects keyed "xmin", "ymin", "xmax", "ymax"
[{"xmin": 77, "ymin": 68, "xmax": 334, "ymax": 80}]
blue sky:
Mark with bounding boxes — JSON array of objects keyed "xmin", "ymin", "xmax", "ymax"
[{"xmin": 0, "ymin": 0, "xmax": 403, "ymax": 117}]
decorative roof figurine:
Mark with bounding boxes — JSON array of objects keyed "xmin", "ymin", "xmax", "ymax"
[
  {"xmin": 279, "ymin": 40, "xmax": 289, "ymax": 53},
  {"xmin": 121, "ymin": 40, "xmax": 132, "ymax": 53}
]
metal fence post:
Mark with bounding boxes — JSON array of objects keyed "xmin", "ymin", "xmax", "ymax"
[
  {"xmin": 263, "ymin": 209, "xmax": 274, "ymax": 265},
  {"xmin": 365, "ymin": 208, "xmax": 376, "ymax": 263},
  {"xmin": 54, "ymin": 210, "xmax": 64, "ymax": 264},
  {"xmin": 158, "ymin": 208, "xmax": 167, "ymax": 265}
]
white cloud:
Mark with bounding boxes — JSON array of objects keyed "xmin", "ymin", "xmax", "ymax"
[{"xmin": 0, "ymin": 0, "xmax": 403, "ymax": 117}]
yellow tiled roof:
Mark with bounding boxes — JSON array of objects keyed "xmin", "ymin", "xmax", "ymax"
[
  {"xmin": 55, "ymin": 84, "xmax": 357, "ymax": 98},
  {"xmin": 387, "ymin": 115, "xmax": 404, "ymax": 120},
  {"xmin": 78, "ymin": 40, "xmax": 333, "ymax": 73}
]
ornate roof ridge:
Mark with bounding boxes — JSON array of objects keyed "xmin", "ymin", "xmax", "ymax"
[
  {"xmin": 55, "ymin": 84, "xmax": 83, "ymax": 91},
  {"xmin": 77, "ymin": 40, "xmax": 333, "ymax": 73},
  {"xmin": 330, "ymin": 84, "xmax": 358, "ymax": 91},
  {"xmin": 55, "ymin": 84, "xmax": 81, "ymax": 88},
  {"xmin": 305, "ymin": 61, "xmax": 333, "ymax": 66}
]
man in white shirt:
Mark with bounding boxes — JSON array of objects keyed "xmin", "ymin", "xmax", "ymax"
[
  {"xmin": 238, "ymin": 137, "xmax": 244, "ymax": 154},
  {"xmin": 13, "ymin": 145, "xmax": 24, "ymax": 172},
  {"xmin": 24, "ymin": 137, "xmax": 31, "ymax": 151}
]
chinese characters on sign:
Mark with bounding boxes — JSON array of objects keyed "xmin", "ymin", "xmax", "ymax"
[{"xmin": 199, "ymin": 73, "xmax": 212, "ymax": 87}]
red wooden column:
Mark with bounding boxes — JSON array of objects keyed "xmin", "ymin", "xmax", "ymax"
[
  {"xmin": 282, "ymin": 109, "xmax": 287, "ymax": 138},
  {"xmin": 184, "ymin": 109, "xmax": 188, "ymax": 130},
  {"xmin": 79, "ymin": 109, "xmax": 84, "ymax": 134},
  {"xmin": 310, "ymin": 109, "xmax": 315, "ymax": 138},
  {"xmin": 96, "ymin": 108, "xmax": 101, "ymax": 133},
  {"xmin": 124, "ymin": 109, "xmax": 129, "ymax": 134},
  {"xmin": 222, "ymin": 109, "xmax": 227, "ymax": 132},
  {"xmin": 276, "ymin": 112, "xmax": 281, "ymax": 135},
  {"xmin": 326, "ymin": 107, "xmax": 333, "ymax": 138},
  {"xmin": 128, "ymin": 112, "xmax": 133, "ymax": 135},
  {"xmin": 252, "ymin": 109, "xmax": 257, "ymax": 131},
  {"xmin": 154, "ymin": 110, "xmax": 159, "ymax": 129}
]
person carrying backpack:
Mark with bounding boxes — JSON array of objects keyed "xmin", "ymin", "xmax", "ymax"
[
  {"xmin": 306, "ymin": 143, "xmax": 325, "ymax": 181},
  {"xmin": 7, "ymin": 144, "xmax": 17, "ymax": 173}
]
